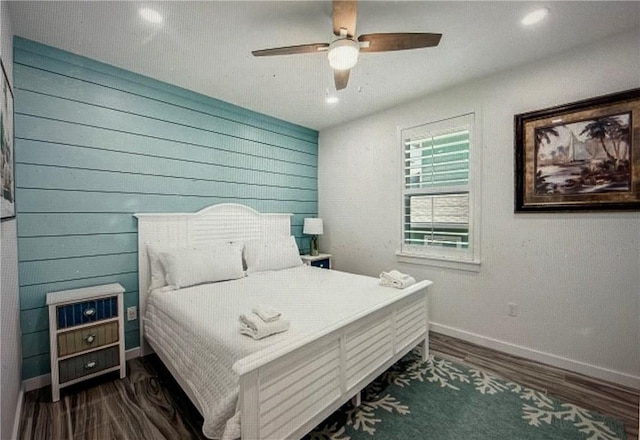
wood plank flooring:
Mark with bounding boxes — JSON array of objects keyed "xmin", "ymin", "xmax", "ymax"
[
  {"xmin": 18, "ymin": 356, "xmax": 205, "ymax": 440},
  {"xmin": 19, "ymin": 332, "xmax": 639, "ymax": 439}
]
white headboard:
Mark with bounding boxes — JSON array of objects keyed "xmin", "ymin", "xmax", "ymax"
[{"xmin": 134, "ymin": 203, "xmax": 293, "ymax": 355}]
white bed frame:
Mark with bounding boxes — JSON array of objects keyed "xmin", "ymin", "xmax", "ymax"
[{"xmin": 135, "ymin": 203, "xmax": 432, "ymax": 440}]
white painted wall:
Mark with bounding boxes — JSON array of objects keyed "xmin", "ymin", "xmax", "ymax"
[
  {"xmin": 318, "ymin": 29, "xmax": 640, "ymax": 387},
  {"xmin": 0, "ymin": 1, "xmax": 21, "ymax": 438}
]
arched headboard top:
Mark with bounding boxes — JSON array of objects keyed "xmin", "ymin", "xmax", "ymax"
[
  {"xmin": 134, "ymin": 203, "xmax": 293, "ymax": 355},
  {"xmin": 135, "ymin": 203, "xmax": 292, "ymax": 245}
]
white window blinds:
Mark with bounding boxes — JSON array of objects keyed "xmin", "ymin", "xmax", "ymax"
[{"xmin": 401, "ymin": 114, "xmax": 474, "ymax": 258}]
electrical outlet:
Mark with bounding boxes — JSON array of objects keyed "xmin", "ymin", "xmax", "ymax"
[
  {"xmin": 127, "ymin": 306, "xmax": 137, "ymax": 321},
  {"xmin": 508, "ymin": 302, "xmax": 518, "ymax": 317}
]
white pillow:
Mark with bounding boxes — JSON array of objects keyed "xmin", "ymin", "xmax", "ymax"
[
  {"xmin": 244, "ymin": 236, "xmax": 303, "ymax": 274},
  {"xmin": 147, "ymin": 244, "xmax": 173, "ymax": 292},
  {"xmin": 159, "ymin": 243, "xmax": 245, "ymax": 289}
]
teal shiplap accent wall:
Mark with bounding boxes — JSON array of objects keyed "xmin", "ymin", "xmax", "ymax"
[{"xmin": 14, "ymin": 37, "xmax": 318, "ymax": 380}]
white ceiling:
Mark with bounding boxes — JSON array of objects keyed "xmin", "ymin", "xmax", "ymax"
[{"xmin": 8, "ymin": 1, "xmax": 640, "ymax": 131}]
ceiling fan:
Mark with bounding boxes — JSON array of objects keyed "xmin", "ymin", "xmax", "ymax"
[{"xmin": 251, "ymin": 0, "xmax": 442, "ymax": 91}]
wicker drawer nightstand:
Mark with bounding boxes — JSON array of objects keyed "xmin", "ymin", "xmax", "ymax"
[{"xmin": 46, "ymin": 283, "xmax": 126, "ymax": 401}]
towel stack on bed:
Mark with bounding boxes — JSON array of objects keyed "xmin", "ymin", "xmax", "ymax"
[
  {"xmin": 379, "ymin": 270, "xmax": 416, "ymax": 289},
  {"xmin": 239, "ymin": 305, "xmax": 289, "ymax": 340}
]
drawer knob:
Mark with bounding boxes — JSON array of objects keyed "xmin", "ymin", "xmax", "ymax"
[
  {"xmin": 84, "ymin": 335, "xmax": 96, "ymax": 344},
  {"xmin": 83, "ymin": 307, "xmax": 96, "ymax": 317},
  {"xmin": 84, "ymin": 361, "xmax": 97, "ymax": 370}
]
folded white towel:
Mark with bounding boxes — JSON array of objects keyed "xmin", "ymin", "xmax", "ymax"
[
  {"xmin": 239, "ymin": 312, "xmax": 290, "ymax": 340},
  {"xmin": 251, "ymin": 305, "xmax": 281, "ymax": 323},
  {"xmin": 379, "ymin": 270, "xmax": 416, "ymax": 289}
]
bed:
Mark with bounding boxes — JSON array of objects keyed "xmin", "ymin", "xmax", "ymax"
[{"xmin": 135, "ymin": 203, "xmax": 432, "ymax": 440}]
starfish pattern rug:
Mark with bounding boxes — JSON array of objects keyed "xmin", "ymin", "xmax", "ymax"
[{"xmin": 304, "ymin": 348, "xmax": 625, "ymax": 440}]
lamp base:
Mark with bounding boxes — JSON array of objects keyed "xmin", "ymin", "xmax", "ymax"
[{"xmin": 310, "ymin": 235, "xmax": 319, "ymax": 256}]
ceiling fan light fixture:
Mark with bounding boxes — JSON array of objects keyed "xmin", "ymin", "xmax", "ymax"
[{"xmin": 328, "ymin": 39, "xmax": 359, "ymax": 70}]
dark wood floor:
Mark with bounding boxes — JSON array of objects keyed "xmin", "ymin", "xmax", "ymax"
[
  {"xmin": 19, "ymin": 332, "xmax": 639, "ymax": 439},
  {"xmin": 18, "ymin": 356, "xmax": 204, "ymax": 440}
]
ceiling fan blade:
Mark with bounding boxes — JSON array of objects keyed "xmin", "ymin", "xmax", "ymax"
[
  {"xmin": 334, "ymin": 69, "xmax": 350, "ymax": 90},
  {"xmin": 252, "ymin": 43, "xmax": 329, "ymax": 57},
  {"xmin": 333, "ymin": 0, "xmax": 357, "ymax": 37},
  {"xmin": 358, "ymin": 33, "xmax": 442, "ymax": 52}
]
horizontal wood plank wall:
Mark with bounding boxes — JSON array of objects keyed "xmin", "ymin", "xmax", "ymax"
[{"xmin": 13, "ymin": 37, "xmax": 319, "ymax": 381}]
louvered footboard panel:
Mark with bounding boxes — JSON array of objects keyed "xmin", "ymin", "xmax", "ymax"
[
  {"xmin": 345, "ymin": 318, "xmax": 394, "ymax": 389},
  {"xmin": 258, "ymin": 339, "xmax": 342, "ymax": 439},
  {"xmin": 395, "ymin": 300, "xmax": 427, "ymax": 351}
]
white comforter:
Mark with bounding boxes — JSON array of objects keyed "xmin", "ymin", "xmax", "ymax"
[{"xmin": 144, "ymin": 265, "xmax": 411, "ymax": 439}]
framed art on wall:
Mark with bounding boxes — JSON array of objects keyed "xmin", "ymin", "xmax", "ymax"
[
  {"xmin": 514, "ymin": 88, "xmax": 640, "ymax": 212},
  {"xmin": 0, "ymin": 59, "xmax": 14, "ymax": 219}
]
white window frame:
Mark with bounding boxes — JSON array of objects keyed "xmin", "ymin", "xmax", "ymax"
[{"xmin": 396, "ymin": 112, "xmax": 481, "ymax": 271}]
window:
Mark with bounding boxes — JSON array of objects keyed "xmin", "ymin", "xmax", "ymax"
[{"xmin": 399, "ymin": 113, "xmax": 480, "ymax": 268}]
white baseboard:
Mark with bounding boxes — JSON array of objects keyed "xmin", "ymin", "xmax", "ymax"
[
  {"xmin": 23, "ymin": 372, "xmax": 50, "ymax": 392},
  {"xmin": 11, "ymin": 388, "xmax": 24, "ymax": 440},
  {"xmin": 430, "ymin": 322, "xmax": 640, "ymax": 390},
  {"xmin": 23, "ymin": 347, "xmax": 142, "ymax": 392},
  {"xmin": 126, "ymin": 347, "xmax": 141, "ymax": 360}
]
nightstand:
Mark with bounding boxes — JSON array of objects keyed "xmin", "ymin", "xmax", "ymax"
[
  {"xmin": 300, "ymin": 253, "xmax": 332, "ymax": 269},
  {"xmin": 46, "ymin": 283, "xmax": 126, "ymax": 402}
]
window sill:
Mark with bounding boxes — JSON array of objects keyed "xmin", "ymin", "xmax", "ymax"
[{"xmin": 396, "ymin": 252, "xmax": 481, "ymax": 272}]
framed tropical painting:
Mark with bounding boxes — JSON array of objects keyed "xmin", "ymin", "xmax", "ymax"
[
  {"xmin": 0, "ymin": 59, "xmax": 14, "ymax": 220},
  {"xmin": 515, "ymin": 88, "xmax": 640, "ymax": 212}
]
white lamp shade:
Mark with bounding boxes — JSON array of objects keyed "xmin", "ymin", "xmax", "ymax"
[{"xmin": 303, "ymin": 218, "xmax": 323, "ymax": 235}]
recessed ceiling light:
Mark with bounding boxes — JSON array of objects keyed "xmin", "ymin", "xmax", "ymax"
[
  {"xmin": 139, "ymin": 7, "xmax": 163, "ymax": 24},
  {"xmin": 326, "ymin": 96, "xmax": 339, "ymax": 104},
  {"xmin": 521, "ymin": 8, "xmax": 549, "ymax": 26}
]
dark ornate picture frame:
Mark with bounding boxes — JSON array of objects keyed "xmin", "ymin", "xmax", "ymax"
[
  {"xmin": 0, "ymin": 58, "xmax": 14, "ymax": 220},
  {"xmin": 514, "ymin": 88, "xmax": 640, "ymax": 212}
]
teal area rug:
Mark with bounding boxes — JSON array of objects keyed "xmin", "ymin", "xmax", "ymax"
[{"xmin": 305, "ymin": 348, "xmax": 625, "ymax": 440}]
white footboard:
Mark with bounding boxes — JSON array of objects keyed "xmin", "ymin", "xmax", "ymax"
[{"xmin": 235, "ymin": 286, "xmax": 430, "ymax": 439}]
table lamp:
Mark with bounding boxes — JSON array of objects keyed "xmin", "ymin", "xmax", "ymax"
[{"xmin": 303, "ymin": 218, "xmax": 323, "ymax": 256}]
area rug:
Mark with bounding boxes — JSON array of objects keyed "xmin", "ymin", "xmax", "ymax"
[{"xmin": 305, "ymin": 348, "xmax": 625, "ymax": 440}]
